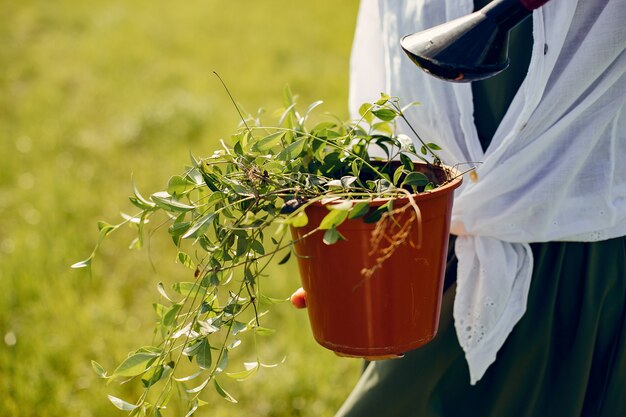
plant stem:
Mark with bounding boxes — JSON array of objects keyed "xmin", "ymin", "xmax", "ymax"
[{"xmin": 390, "ymin": 102, "xmax": 441, "ymax": 164}]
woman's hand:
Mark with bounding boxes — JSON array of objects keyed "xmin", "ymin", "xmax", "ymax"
[{"xmin": 290, "ymin": 287, "xmax": 307, "ymax": 309}]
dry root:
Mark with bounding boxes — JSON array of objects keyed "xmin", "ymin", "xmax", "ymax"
[{"xmin": 359, "ymin": 200, "xmax": 422, "ymax": 283}]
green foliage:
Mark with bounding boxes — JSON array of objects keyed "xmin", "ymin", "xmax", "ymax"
[
  {"xmin": 0, "ymin": 1, "xmax": 363, "ymax": 416},
  {"xmin": 75, "ymin": 89, "xmax": 451, "ymax": 414}
]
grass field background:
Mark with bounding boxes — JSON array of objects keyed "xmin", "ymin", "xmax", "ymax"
[{"xmin": 0, "ymin": 1, "xmax": 363, "ymax": 415}]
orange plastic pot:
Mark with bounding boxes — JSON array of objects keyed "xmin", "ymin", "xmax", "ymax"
[{"xmin": 290, "ymin": 165, "xmax": 462, "ymax": 359}]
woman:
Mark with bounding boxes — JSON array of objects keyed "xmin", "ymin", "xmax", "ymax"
[{"xmin": 335, "ymin": 0, "xmax": 626, "ymax": 416}]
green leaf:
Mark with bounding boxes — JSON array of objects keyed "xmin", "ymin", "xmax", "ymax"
[
  {"xmin": 151, "ymin": 192, "xmax": 195, "ymax": 212},
  {"xmin": 223, "ymin": 179, "xmax": 253, "ymax": 196},
  {"xmin": 136, "ymin": 345, "xmax": 162, "ymax": 355},
  {"xmin": 401, "ymin": 100, "xmax": 422, "ymax": 113},
  {"xmin": 259, "ymin": 293, "xmax": 287, "ymax": 306},
  {"xmin": 130, "ymin": 178, "xmax": 156, "ymax": 210},
  {"xmin": 157, "ymin": 282, "xmax": 173, "ymax": 302},
  {"xmin": 169, "ymin": 220, "xmax": 191, "ymax": 238},
  {"xmin": 167, "ymin": 175, "xmax": 196, "ymax": 196},
  {"xmin": 264, "ymin": 161, "xmax": 285, "ymax": 173},
  {"xmin": 176, "ymin": 251, "xmax": 195, "ymax": 269},
  {"xmin": 277, "ymin": 137, "xmax": 306, "ymax": 161},
  {"xmin": 290, "ymin": 211, "xmax": 308, "ymax": 227},
  {"xmin": 393, "ymin": 167, "xmax": 405, "ymax": 185},
  {"xmin": 348, "ymin": 202, "xmax": 370, "ymax": 220},
  {"xmin": 186, "ymin": 166, "xmax": 204, "ymax": 185},
  {"xmin": 426, "ymin": 142, "xmax": 442, "ymax": 150},
  {"xmin": 252, "ymin": 131, "xmax": 285, "ymax": 152},
  {"xmin": 215, "ymin": 349, "xmax": 229, "ymax": 374},
  {"xmin": 183, "ymin": 401, "xmax": 200, "ymax": 417},
  {"xmin": 364, "ymin": 202, "xmax": 391, "ymax": 224},
  {"xmin": 351, "ymin": 159, "xmax": 360, "ymax": 175},
  {"xmin": 112, "ymin": 352, "xmax": 159, "ymax": 378},
  {"xmin": 153, "ymin": 303, "xmax": 166, "ymax": 318},
  {"xmin": 254, "ymin": 326, "xmax": 276, "ymax": 336},
  {"xmin": 141, "ymin": 363, "xmax": 171, "ymax": 388},
  {"xmin": 199, "ymin": 317, "xmax": 221, "ymax": 334},
  {"xmin": 319, "ymin": 209, "xmax": 348, "ymax": 230},
  {"xmin": 277, "ymin": 250, "xmax": 291, "ymax": 265},
  {"xmin": 300, "ymin": 100, "xmax": 324, "ymax": 128},
  {"xmin": 183, "ymin": 339, "xmax": 204, "ymax": 357},
  {"xmin": 200, "ymin": 170, "xmax": 220, "ymax": 192},
  {"xmin": 278, "ymin": 103, "xmax": 298, "ymax": 127},
  {"xmin": 261, "ymin": 357, "xmax": 286, "ymax": 368},
  {"xmin": 304, "ymin": 100, "xmax": 324, "ymax": 117},
  {"xmin": 214, "ymin": 379, "xmax": 238, "ymax": 403},
  {"xmin": 231, "ymin": 321, "xmax": 248, "ymax": 336},
  {"xmin": 174, "ymin": 371, "xmax": 203, "ymax": 382},
  {"xmin": 120, "ymin": 212, "xmax": 146, "ymax": 225},
  {"xmin": 186, "ymin": 378, "xmax": 210, "ymax": 394},
  {"xmin": 375, "ymin": 93, "xmax": 391, "ymax": 105},
  {"xmin": 282, "ymin": 85, "xmax": 295, "ymax": 108},
  {"xmin": 91, "ymin": 360, "xmax": 107, "ymax": 378},
  {"xmin": 227, "ymin": 340, "xmax": 241, "ymax": 351},
  {"xmin": 372, "ymin": 122, "xmax": 393, "ymax": 135},
  {"xmin": 196, "ymin": 338, "xmax": 212, "ymax": 370},
  {"xmin": 181, "ymin": 213, "xmax": 215, "ymax": 239},
  {"xmin": 235, "ymin": 233, "xmax": 248, "ymax": 257},
  {"xmin": 108, "ymin": 395, "xmax": 138, "ymax": 411},
  {"xmin": 250, "ymin": 240, "xmax": 265, "ymax": 255},
  {"xmin": 162, "ymin": 304, "xmax": 181, "ymax": 327},
  {"xmin": 358, "ymin": 103, "xmax": 374, "ymax": 123},
  {"xmin": 402, "ymin": 172, "xmax": 429, "ymax": 188},
  {"xmin": 224, "ymin": 295, "xmax": 244, "ymax": 315},
  {"xmin": 372, "ymin": 108, "xmax": 397, "ymax": 121},
  {"xmin": 340, "ymin": 176, "xmax": 358, "ymax": 189},
  {"xmin": 241, "ymin": 210, "xmax": 257, "ymax": 226},
  {"xmin": 96, "ymin": 223, "xmax": 116, "ymax": 244},
  {"xmin": 323, "ymin": 228, "xmax": 346, "ymax": 245},
  {"xmin": 71, "ymin": 258, "xmax": 92, "ymax": 269},
  {"xmin": 400, "ymin": 154, "xmax": 414, "ymax": 171},
  {"xmin": 226, "ymin": 362, "xmax": 259, "ymax": 381},
  {"xmin": 172, "ymin": 282, "xmax": 204, "ymax": 297},
  {"xmin": 233, "ymin": 140, "xmax": 244, "ymax": 156},
  {"xmin": 97, "ymin": 221, "xmax": 114, "ymax": 232},
  {"xmin": 328, "ymin": 200, "xmax": 352, "ymax": 211}
]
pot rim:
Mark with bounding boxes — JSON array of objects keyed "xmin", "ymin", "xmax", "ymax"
[{"xmin": 310, "ymin": 163, "xmax": 463, "ymax": 208}]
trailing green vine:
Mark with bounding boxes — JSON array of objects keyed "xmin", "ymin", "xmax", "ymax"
[{"xmin": 74, "ymin": 89, "xmax": 454, "ymax": 416}]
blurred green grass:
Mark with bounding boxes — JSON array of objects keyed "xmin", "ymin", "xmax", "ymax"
[{"xmin": 0, "ymin": 0, "xmax": 362, "ymax": 415}]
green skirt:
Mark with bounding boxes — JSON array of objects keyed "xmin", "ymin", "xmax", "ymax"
[{"xmin": 335, "ymin": 236, "xmax": 626, "ymax": 417}]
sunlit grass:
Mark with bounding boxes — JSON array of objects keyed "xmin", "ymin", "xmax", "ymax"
[{"xmin": 0, "ymin": 1, "xmax": 361, "ymax": 415}]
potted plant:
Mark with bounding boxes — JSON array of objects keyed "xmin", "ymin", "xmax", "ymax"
[{"xmin": 74, "ymin": 87, "xmax": 464, "ymax": 415}]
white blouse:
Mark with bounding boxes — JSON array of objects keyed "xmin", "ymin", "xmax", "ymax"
[{"xmin": 350, "ymin": 0, "xmax": 626, "ymax": 384}]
